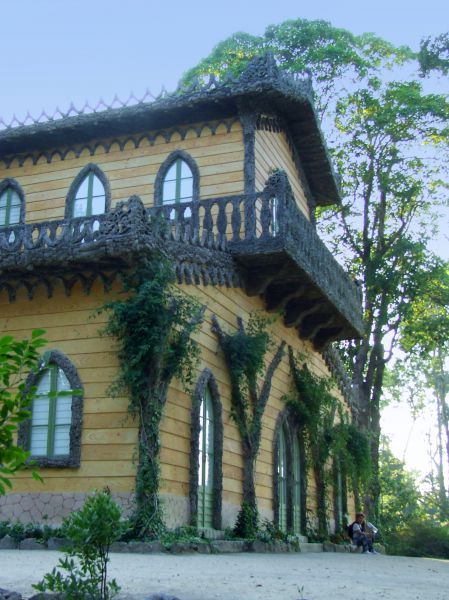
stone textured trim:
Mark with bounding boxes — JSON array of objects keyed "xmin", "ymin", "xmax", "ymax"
[
  {"xmin": 1, "ymin": 119, "xmax": 239, "ymax": 170},
  {"xmin": 18, "ymin": 350, "xmax": 83, "ymax": 468},
  {"xmin": 64, "ymin": 163, "xmax": 111, "ymax": 219},
  {"xmin": 322, "ymin": 345, "xmax": 360, "ymax": 417},
  {"xmin": 272, "ymin": 409, "xmax": 307, "ymax": 534},
  {"xmin": 239, "ymin": 109, "xmax": 257, "ymax": 194},
  {"xmin": 154, "ymin": 150, "xmax": 200, "ymax": 206},
  {"xmin": 0, "ymin": 177, "xmax": 26, "ymax": 225},
  {"xmin": 189, "ymin": 368, "xmax": 223, "ymax": 531}
]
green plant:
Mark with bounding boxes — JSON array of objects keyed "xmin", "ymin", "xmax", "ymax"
[
  {"xmin": 99, "ymin": 255, "xmax": 204, "ymax": 537},
  {"xmin": 0, "ymin": 330, "xmax": 47, "ymax": 493},
  {"xmin": 233, "ymin": 501, "xmax": 259, "ymax": 539},
  {"xmin": 33, "ymin": 490, "xmax": 122, "ymax": 600},
  {"xmin": 387, "ymin": 520, "xmax": 449, "ymax": 558},
  {"xmin": 287, "ymin": 349, "xmax": 338, "ymax": 538},
  {"xmin": 212, "ymin": 314, "xmax": 285, "ymax": 526}
]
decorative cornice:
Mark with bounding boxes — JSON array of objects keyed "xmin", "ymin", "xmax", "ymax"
[
  {"xmin": 0, "ymin": 54, "xmax": 339, "ymax": 206},
  {"xmin": 1, "ymin": 119, "xmax": 239, "ymax": 169}
]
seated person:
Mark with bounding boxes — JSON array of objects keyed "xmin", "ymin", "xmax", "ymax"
[{"xmin": 349, "ymin": 512, "xmax": 378, "ymax": 554}]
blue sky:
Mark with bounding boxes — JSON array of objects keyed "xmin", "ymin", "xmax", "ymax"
[{"xmin": 1, "ymin": 0, "xmax": 448, "ymax": 123}]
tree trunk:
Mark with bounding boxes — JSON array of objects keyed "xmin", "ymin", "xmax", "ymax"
[{"xmin": 242, "ymin": 441, "xmax": 257, "ymax": 514}]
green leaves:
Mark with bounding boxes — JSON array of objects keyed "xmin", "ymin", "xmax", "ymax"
[
  {"xmin": 0, "ymin": 329, "xmax": 47, "ymax": 494},
  {"xmin": 100, "ymin": 255, "xmax": 204, "ymax": 536},
  {"xmin": 34, "ymin": 489, "xmax": 122, "ymax": 600}
]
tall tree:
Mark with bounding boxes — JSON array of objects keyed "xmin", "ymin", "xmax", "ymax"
[
  {"xmin": 396, "ymin": 260, "xmax": 449, "ymax": 519},
  {"xmin": 183, "ymin": 19, "xmax": 449, "ymax": 516}
]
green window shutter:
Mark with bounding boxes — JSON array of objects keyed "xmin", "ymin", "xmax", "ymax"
[
  {"xmin": 30, "ymin": 365, "xmax": 72, "ymax": 457},
  {"xmin": 292, "ymin": 435, "xmax": 301, "ymax": 534},
  {"xmin": 278, "ymin": 427, "xmax": 288, "ymax": 533},
  {"xmin": 198, "ymin": 385, "xmax": 214, "ymax": 528},
  {"xmin": 0, "ymin": 187, "xmax": 21, "ymax": 227}
]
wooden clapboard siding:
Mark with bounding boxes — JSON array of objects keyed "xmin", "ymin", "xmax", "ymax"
[
  {"xmin": 0, "ymin": 121, "xmax": 244, "ymax": 223},
  {"xmin": 2, "ymin": 274, "xmax": 349, "ymax": 522},
  {"xmin": 255, "ymin": 129, "xmax": 310, "ymax": 219}
]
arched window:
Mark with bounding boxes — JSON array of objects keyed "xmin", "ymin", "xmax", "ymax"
[
  {"xmin": 189, "ymin": 369, "xmax": 223, "ymax": 530},
  {"xmin": 273, "ymin": 412, "xmax": 306, "ymax": 535},
  {"xmin": 277, "ymin": 425, "xmax": 288, "ymax": 533},
  {"xmin": 198, "ymin": 385, "xmax": 214, "ymax": 528},
  {"xmin": 333, "ymin": 457, "xmax": 347, "ymax": 532},
  {"xmin": 18, "ymin": 351, "xmax": 83, "ymax": 468},
  {"xmin": 0, "ymin": 179, "xmax": 24, "ymax": 227},
  {"xmin": 65, "ymin": 164, "xmax": 110, "ymax": 219},
  {"xmin": 292, "ymin": 434, "xmax": 302, "ymax": 534},
  {"xmin": 155, "ymin": 151, "xmax": 200, "ymax": 207}
]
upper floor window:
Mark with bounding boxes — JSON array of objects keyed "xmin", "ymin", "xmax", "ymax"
[
  {"xmin": 155, "ymin": 151, "xmax": 200, "ymax": 207},
  {"xmin": 65, "ymin": 164, "xmax": 110, "ymax": 219},
  {"xmin": 0, "ymin": 179, "xmax": 24, "ymax": 227},
  {"xmin": 18, "ymin": 350, "xmax": 83, "ymax": 468},
  {"xmin": 163, "ymin": 159, "xmax": 193, "ymax": 205}
]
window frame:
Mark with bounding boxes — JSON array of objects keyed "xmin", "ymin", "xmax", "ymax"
[
  {"xmin": 18, "ymin": 350, "xmax": 83, "ymax": 468},
  {"xmin": 189, "ymin": 368, "xmax": 223, "ymax": 530},
  {"xmin": 0, "ymin": 178, "xmax": 25, "ymax": 227},
  {"xmin": 273, "ymin": 411, "xmax": 307, "ymax": 535},
  {"xmin": 154, "ymin": 150, "xmax": 200, "ymax": 207},
  {"xmin": 65, "ymin": 163, "xmax": 111, "ymax": 220}
]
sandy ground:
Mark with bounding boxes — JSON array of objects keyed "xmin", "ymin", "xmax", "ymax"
[{"xmin": 1, "ymin": 549, "xmax": 448, "ymax": 600}]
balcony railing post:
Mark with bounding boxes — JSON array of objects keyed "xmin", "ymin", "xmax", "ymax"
[{"xmin": 244, "ymin": 195, "xmax": 256, "ymax": 240}]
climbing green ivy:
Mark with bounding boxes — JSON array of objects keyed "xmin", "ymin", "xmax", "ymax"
[
  {"xmin": 99, "ymin": 255, "xmax": 204, "ymax": 537},
  {"xmin": 212, "ymin": 314, "xmax": 285, "ymax": 535},
  {"xmin": 286, "ymin": 347, "xmax": 371, "ymax": 537}
]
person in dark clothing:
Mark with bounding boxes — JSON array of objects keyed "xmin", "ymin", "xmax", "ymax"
[{"xmin": 350, "ymin": 512, "xmax": 378, "ymax": 554}]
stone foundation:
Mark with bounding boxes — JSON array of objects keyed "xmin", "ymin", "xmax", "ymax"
[
  {"xmin": 0, "ymin": 492, "xmax": 134, "ymax": 525},
  {"xmin": 0, "ymin": 491, "xmax": 271, "ymax": 531}
]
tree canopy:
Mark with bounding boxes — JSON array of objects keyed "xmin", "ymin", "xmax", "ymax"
[{"xmin": 183, "ymin": 19, "xmax": 449, "ymax": 517}]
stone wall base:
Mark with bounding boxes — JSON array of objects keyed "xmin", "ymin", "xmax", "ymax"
[{"xmin": 0, "ymin": 492, "xmax": 268, "ymax": 530}]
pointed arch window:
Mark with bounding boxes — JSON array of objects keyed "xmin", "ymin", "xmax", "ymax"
[
  {"xmin": 155, "ymin": 151, "xmax": 200, "ymax": 208},
  {"xmin": 65, "ymin": 164, "xmax": 110, "ymax": 219},
  {"xmin": 190, "ymin": 369, "xmax": 223, "ymax": 531},
  {"xmin": 292, "ymin": 434, "xmax": 302, "ymax": 534},
  {"xmin": 274, "ymin": 413, "xmax": 306, "ymax": 535},
  {"xmin": 163, "ymin": 159, "xmax": 193, "ymax": 205},
  {"xmin": 198, "ymin": 385, "xmax": 215, "ymax": 528},
  {"xmin": 277, "ymin": 425, "xmax": 288, "ymax": 533},
  {"xmin": 18, "ymin": 351, "xmax": 83, "ymax": 468},
  {"xmin": 0, "ymin": 179, "xmax": 24, "ymax": 227}
]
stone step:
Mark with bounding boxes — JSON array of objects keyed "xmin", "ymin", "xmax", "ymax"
[{"xmin": 298, "ymin": 542, "xmax": 323, "ymax": 553}]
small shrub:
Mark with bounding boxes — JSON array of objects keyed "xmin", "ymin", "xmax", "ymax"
[
  {"xmin": 33, "ymin": 489, "xmax": 122, "ymax": 600},
  {"xmin": 233, "ymin": 502, "xmax": 259, "ymax": 539}
]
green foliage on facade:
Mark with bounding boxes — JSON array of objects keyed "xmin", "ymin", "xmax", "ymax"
[
  {"xmin": 0, "ymin": 330, "xmax": 47, "ymax": 493},
  {"xmin": 212, "ymin": 314, "xmax": 285, "ymax": 524},
  {"xmin": 287, "ymin": 348, "xmax": 370, "ymax": 537},
  {"xmin": 100, "ymin": 255, "xmax": 204, "ymax": 537}
]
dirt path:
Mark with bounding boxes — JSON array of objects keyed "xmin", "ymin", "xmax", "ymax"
[{"xmin": 1, "ymin": 550, "xmax": 448, "ymax": 600}]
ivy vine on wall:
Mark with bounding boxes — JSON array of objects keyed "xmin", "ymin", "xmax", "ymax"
[
  {"xmin": 286, "ymin": 347, "xmax": 371, "ymax": 539},
  {"xmin": 212, "ymin": 314, "xmax": 285, "ymax": 536},
  {"xmin": 99, "ymin": 255, "xmax": 205, "ymax": 537}
]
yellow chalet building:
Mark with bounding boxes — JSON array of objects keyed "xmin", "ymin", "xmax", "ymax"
[{"xmin": 0, "ymin": 55, "xmax": 363, "ymax": 537}]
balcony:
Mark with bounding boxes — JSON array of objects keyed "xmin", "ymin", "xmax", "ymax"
[{"xmin": 0, "ymin": 175, "xmax": 363, "ymax": 349}]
